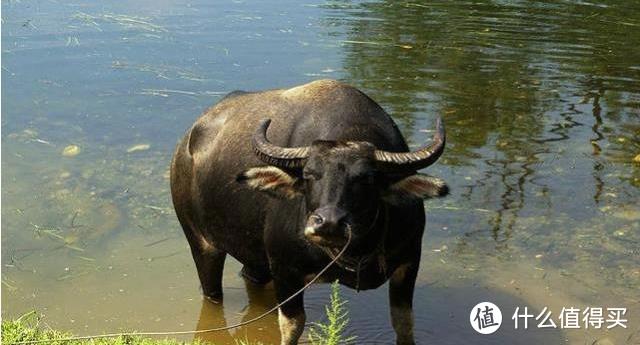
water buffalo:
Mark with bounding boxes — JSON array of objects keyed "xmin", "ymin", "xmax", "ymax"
[{"xmin": 170, "ymin": 79, "xmax": 448, "ymax": 345}]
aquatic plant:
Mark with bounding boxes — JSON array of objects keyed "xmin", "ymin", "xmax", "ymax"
[{"xmin": 307, "ymin": 281, "xmax": 356, "ymax": 345}]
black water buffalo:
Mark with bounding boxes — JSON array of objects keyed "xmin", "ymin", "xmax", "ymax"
[{"xmin": 170, "ymin": 79, "xmax": 448, "ymax": 345}]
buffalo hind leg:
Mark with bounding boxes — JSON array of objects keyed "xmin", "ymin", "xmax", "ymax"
[
  {"xmin": 389, "ymin": 262, "xmax": 419, "ymax": 345},
  {"xmin": 180, "ymin": 219, "xmax": 227, "ymax": 301},
  {"xmin": 191, "ymin": 245, "xmax": 227, "ymax": 301}
]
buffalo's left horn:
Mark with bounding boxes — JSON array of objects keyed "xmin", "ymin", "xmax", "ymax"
[
  {"xmin": 374, "ymin": 117, "xmax": 445, "ymax": 172},
  {"xmin": 252, "ymin": 119, "xmax": 310, "ymax": 169}
]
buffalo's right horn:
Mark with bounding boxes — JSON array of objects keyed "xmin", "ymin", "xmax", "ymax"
[{"xmin": 252, "ymin": 119, "xmax": 310, "ymax": 169}]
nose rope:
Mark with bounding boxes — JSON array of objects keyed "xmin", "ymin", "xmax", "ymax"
[
  {"xmin": 356, "ymin": 202, "xmax": 380, "ymax": 292},
  {"xmin": 366, "ymin": 202, "xmax": 382, "ymax": 232},
  {"xmin": 7, "ymin": 231, "xmax": 353, "ymax": 345},
  {"xmin": 320, "ymin": 201, "xmax": 388, "ymax": 292}
]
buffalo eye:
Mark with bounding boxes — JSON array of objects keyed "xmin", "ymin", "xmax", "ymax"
[
  {"xmin": 303, "ymin": 169, "xmax": 321, "ymax": 181},
  {"xmin": 353, "ymin": 171, "xmax": 376, "ymax": 185}
]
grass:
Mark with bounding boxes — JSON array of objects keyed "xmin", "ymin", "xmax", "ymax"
[
  {"xmin": 1, "ymin": 282, "xmax": 352, "ymax": 345},
  {"xmin": 1, "ymin": 311, "xmax": 196, "ymax": 345}
]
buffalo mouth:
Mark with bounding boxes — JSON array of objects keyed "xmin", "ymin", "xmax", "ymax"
[{"xmin": 304, "ymin": 228, "xmax": 348, "ymax": 248}]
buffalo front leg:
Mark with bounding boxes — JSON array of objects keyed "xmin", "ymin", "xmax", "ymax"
[
  {"xmin": 389, "ymin": 262, "xmax": 419, "ymax": 345},
  {"xmin": 273, "ymin": 275, "xmax": 306, "ymax": 345}
]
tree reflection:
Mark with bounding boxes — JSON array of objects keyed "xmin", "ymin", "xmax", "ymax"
[{"xmin": 332, "ymin": 0, "xmax": 640, "ymax": 242}]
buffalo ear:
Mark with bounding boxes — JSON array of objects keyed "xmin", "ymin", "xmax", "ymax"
[
  {"xmin": 236, "ymin": 166, "xmax": 302, "ymax": 199},
  {"xmin": 382, "ymin": 174, "xmax": 449, "ymax": 205}
]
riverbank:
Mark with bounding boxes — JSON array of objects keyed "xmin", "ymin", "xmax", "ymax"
[
  {"xmin": 1, "ymin": 312, "xmax": 208, "ymax": 345},
  {"xmin": 2, "ymin": 282, "xmax": 350, "ymax": 345}
]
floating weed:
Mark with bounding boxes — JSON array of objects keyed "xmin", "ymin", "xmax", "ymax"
[
  {"xmin": 2, "ymin": 277, "xmax": 19, "ymax": 292},
  {"xmin": 102, "ymin": 13, "xmax": 167, "ymax": 33},
  {"xmin": 65, "ymin": 36, "xmax": 80, "ymax": 47},
  {"xmin": 143, "ymin": 237, "xmax": 175, "ymax": 247},
  {"xmin": 30, "ymin": 222, "xmax": 87, "ymax": 252},
  {"xmin": 137, "ymin": 89, "xmax": 227, "ymax": 98},
  {"xmin": 127, "ymin": 144, "xmax": 151, "ymax": 153},
  {"xmin": 74, "ymin": 255, "xmax": 96, "ymax": 262},
  {"xmin": 31, "ymin": 223, "xmax": 63, "ymax": 239},
  {"xmin": 145, "ymin": 250, "xmax": 182, "ymax": 263},
  {"xmin": 62, "ymin": 144, "xmax": 81, "ymax": 157},
  {"xmin": 56, "ymin": 262, "xmax": 99, "ymax": 281},
  {"xmin": 143, "ymin": 204, "xmax": 172, "ymax": 214},
  {"xmin": 72, "ymin": 12, "xmax": 103, "ymax": 31},
  {"xmin": 56, "ymin": 270, "xmax": 90, "ymax": 281},
  {"xmin": 111, "ymin": 62, "xmax": 207, "ymax": 82},
  {"xmin": 138, "ymin": 89, "xmax": 198, "ymax": 97},
  {"xmin": 62, "ymin": 243, "xmax": 86, "ymax": 253},
  {"xmin": 341, "ymin": 40, "xmax": 412, "ymax": 49},
  {"xmin": 72, "ymin": 12, "xmax": 167, "ymax": 33}
]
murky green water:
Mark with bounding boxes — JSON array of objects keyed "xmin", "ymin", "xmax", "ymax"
[{"xmin": 2, "ymin": 1, "xmax": 639, "ymax": 344}]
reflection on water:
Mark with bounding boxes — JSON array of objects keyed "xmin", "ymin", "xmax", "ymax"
[
  {"xmin": 2, "ymin": 0, "xmax": 639, "ymax": 344},
  {"xmin": 195, "ymin": 282, "xmax": 280, "ymax": 345}
]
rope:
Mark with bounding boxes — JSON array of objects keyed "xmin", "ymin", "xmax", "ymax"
[{"xmin": 8, "ymin": 231, "xmax": 353, "ymax": 345}]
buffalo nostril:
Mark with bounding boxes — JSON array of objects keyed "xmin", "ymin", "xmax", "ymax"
[
  {"xmin": 305, "ymin": 215, "xmax": 324, "ymax": 237},
  {"xmin": 304, "ymin": 226, "xmax": 316, "ymax": 236}
]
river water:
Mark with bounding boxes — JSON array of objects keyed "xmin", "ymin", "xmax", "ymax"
[{"xmin": 2, "ymin": 1, "xmax": 639, "ymax": 344}]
